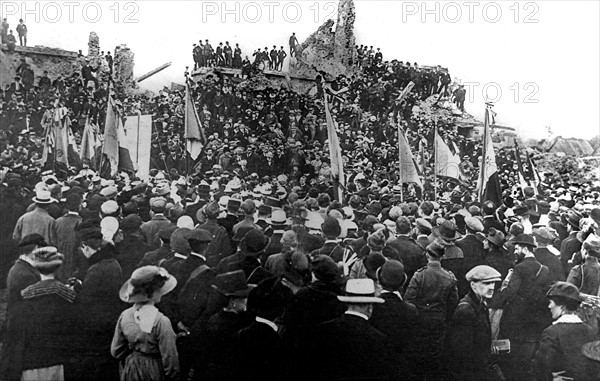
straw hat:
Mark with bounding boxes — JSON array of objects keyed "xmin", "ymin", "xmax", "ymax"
[{"xmin": 119, "ymin": 266, "xmax": 177, "ymax": 303}]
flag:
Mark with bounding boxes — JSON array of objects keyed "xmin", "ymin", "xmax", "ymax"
[
  {"xmin": 185, "ymin": 81, "xmax": 205, "ymax": 160},
  {"xmin": 477, "ymin": 105, "xmax": 502, "ymax": 205},
  {"xmin": 323, "ymin": 93, "xmax": 345, "ymax": 201},
  {"xmin": 397, "ymin": 126, "xmax": 423, "ymax": 189},
  {"xmin": 102, "ymin": 96, "xmax": 134, "ymax": 178},
  {"xmin": 435, "ymin": 129, "xmax": 462, "ymax": 180},
  {"xmin": 514, "ymin": 143, "xmax": 529, "ymax": 191},
  {"xmin": 54, "ymin": 107, "xmax": 70, "ymax": 166},
  {"xmin": 80, "ymin": 118, "xmax": 101, "ymax": 168},
  {"xmin": 526, "ymin": 153, "xmax": 542, "ymax": 194}
]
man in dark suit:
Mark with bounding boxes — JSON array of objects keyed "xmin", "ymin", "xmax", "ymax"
[
  {"xmin": 370, "ymin": 260, "xmax": 418, "ymax": 367},
  {"xmin": 533, "ymin": 227, "xmax": 565, "ymax": 282},
  {"xmin": 455, "ymin": 217, "xmax": 486, "ymax": 297},
  {"xmin": 308, "ymin": 217, "xmax": 346, "ymax": 261},
  {"xmin": 303, "ymin": 278, "xmax": 401, "ymax": 380},
  {"xmin": 387, "ymin": 216, "xmax": 426, "ymax": 286},
  {"xmin": 492, "ymin": 234, "xmax": 553, "ymax": 381},
  {"xmin": 232, "ymin": 277, "xmax": 289, "ymax": 381},
  {"xmin": 560, "ymin": 210, "xmax": 583, "ymax": 276}
]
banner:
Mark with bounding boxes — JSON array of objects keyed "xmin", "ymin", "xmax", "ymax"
[
  {"xmin": 397, "ymin": 126, "xmax": 423, "ymax": 189},
  {"xmin": 477, "ymin": 104, "xmax": 502, "ymax": 205},
  {"xmin": 123, "ymin": 114, "xmax": 153, "ymax": 181},
  {"xmin": 435, "ymin": 129, "xmax": 462, "ymax": 180},
  {"xmin": 80, "ymin": 118, "xmax": 101, "ymax": 168},
  {"xmin": 102, "ymin": 96, "xmax": 134, "ymax": 178},
  {"xmin": 323, "ymin": 93, "xmax": 345, "ymax": 201},
  {"xmin": 185, "ymin": 81, "xmax": 205, "ymax": 160}
]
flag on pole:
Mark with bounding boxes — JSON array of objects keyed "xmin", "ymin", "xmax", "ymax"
[
  {"xmin": 185, "ymin": 81, "xmax": 205, "ymax": 160},
  {"xmin": 397, "ymin": 126, "xmax": 423, "ymax": 189},
  {"xmin": 526, "ymin": 153, "xmax": 542, "ymax": 194},
  {"xmin": 514, "ymin": 143, "xmax": 530, "ymax": 191},
  {"xmin": 102, "ymin": 96, "xmax": 134, "ymax": 178},
  {"xmin": 53, "ymin": 106, "xmax": 70, "ymax": 166},
  {"xmin": 435, "ymin": 129, "xmax": 462, "ymax": 180},
  {"xmin": 80, "ymin": 118, "xmax": 101, "ymax": 167},
  {"xmin": 477, "ymin": 104, "xmax": 502, "ymax": 205},
  {"xmin": 323, "ymin": 92, "xmax": 345, "ymax": 201}
]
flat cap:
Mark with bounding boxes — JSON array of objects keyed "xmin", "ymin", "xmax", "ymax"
[
  {"xmin": 465, "ymin": 216, "xmax": 484, "ymax": 233},
  {"xmin": 186, "ymin": 229, "xmax": 213, "ymax": 243},
  {"xmin": 466, "ymin": 265, "xmax": 501, "ymax": 282}
]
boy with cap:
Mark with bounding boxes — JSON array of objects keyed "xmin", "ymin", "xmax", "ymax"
[
  {"xmin": 198, "ymin": 202, "xmax": 234, "ymax": 264},
  {"xmin": 448, "ymin": 265, "xmax": 502, "ymax": 380},
  {"xmin": 140, "ymin": 197, "xmax": 173, "ymax": 249}
]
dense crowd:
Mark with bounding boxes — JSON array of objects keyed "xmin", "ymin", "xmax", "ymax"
[{"xmin": 2, "ymin": 31, "xmax": 600, "ymax": 381}]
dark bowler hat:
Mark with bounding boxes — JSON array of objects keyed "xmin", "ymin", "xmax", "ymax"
[
  {"xmin": 212, "ymin": 270, "xmax": 254, "ymax": 297},
  {"xmin": 186, "ymin": 229, "xmax": 213, "ymax": 243},
  {"xmin": 513, "ymin": 233, "xmax": 537, "ymax": 248},
  {"xmin": 19, "ymin": 234, "xmax": 47, "ymax": 248},
  {"xmin": 377, "ymin": 260, "xmax": 406, "ymax": 290},
  {"xmin": 564, "ymin": 210, "xmax": 583, "ymax": 229}
]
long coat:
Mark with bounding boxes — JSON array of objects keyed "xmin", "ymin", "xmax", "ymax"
[
  {"xmin": 387, "ymin": 236, "xmax": 426, "ymax": 285},
  {"xmin": 303, "ymin": 313, "xmax": 402, "ymax": 380},
  {"xmin": 54, "ymin": 212, "xmax": 82, "ymax": 280},
  {"xmin": 531, "ymin": 318, "xmax": 598, "ymax": 381},
  {"xmin": 448, "ymin": 291, "xmax": 494, "ymax": 380}
]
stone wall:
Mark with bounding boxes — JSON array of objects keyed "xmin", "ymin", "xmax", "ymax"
[
  {"xmin": 0, "ymin": 45, "xmax": 80, "ymax": 89},
  {"xmin": 113, "ymin": 44, "xmax": 136, "ymax": 95},
  {"xmin": 290, "ymin": 0, "xmax": 358, "ymax": 80}
]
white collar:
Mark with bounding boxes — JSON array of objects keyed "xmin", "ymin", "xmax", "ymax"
[
  {"xmin": 272, "ymin": 229, "xmax": 286, "ymax": 234},
  {"xmin": 190, "ymin": 252, "xmax": 206, "ymax": 261},
  {"xmin": 324, "ymin": 239, "xmax": 340, "ymax": 244},
  {"xmin": 345, "ymin": 310, "xmax": 369, "ymax": 321},
  {"xmin": 553, "ymin": 314, "xmax": 583, "ymax": 325},
  {"xmin": 67, "ymin": 211, "xmax": 79, "ymax": 216},
  {"xmin": 380, "ymin": 290, "xmax": 403, "ymax": 300},
  {"xmin": 255, "ymin": 316, "xmax": 278, "ymax": 332},
  {"xmin": 19, "ymin": 255, "xmax": 35, "ymax": 266},
  {"xmin": 174, "ymin": 253, "xmax": 187, "ymax": 259}
]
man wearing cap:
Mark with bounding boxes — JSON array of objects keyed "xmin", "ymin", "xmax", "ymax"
[
  {"xmin": 54, "ymin": 193, "xmax": 83, "ymax": 280},
  {"xmin": 405, "ymin": 240, "xmax": 458, "ymax": 379},
  {"xmin": 370, "ymin": 260, "xmax": 418, "ymax": 369},
  {"xmin": 482, "ymin": 200, "xmax": 504, "ymax": 234},
  {"xmin": 388, "ymin": 216, "xmax": 427, "ymax": 287},
  {"xmin": 115, "ymin": 214, "xmax": 152, "ymax": 279},
  {"xmin": 448, "ymin": 265, "xmax": 502, "ymax": 380},
  {"xmin": 560, "ymin": 210, "xmax": 583, "ymax": 276},
  {"xmin": 492, "ymin": 233, "xmax": 552, "ymax": 381},
  {"xmin": 141, "ymin": 197, "xmax": 173, "ymax": 249},
  {"xmin": 232, "ymin": 200, "xmax": 263, "ymax": 241},
  {"xmin": 5, "ymin": 234, "xmax": 45, "ymax": 315},
  {"xmin": 532, "ymin": 282, "xmax": 597, "ymax": 381},
  {"xmin": 455, "ymin": 216, "xmax": 486, "ymax": 293},
  {"xmin": 218, "ymin": 198, "xmax": 242, "ymax": 240},
  {"xmin": 13, "ymin": 190, "xmax": 57, "ymax": 246},
  {"xmin": 533, "ymin": 227, "xmax": 565, "ymax": 282},
  {"xmin": 198, "ymin": 202, "xmax": 234, "ymax": 266},
  {"xmin": 263, "ymin": 209, "xmax": 289, "ymax": 257},
  {"xmin": 138, "ymin": 225, "xmax": 178, "ymax": 267},
  {"xmin": 568, "ymin": 234, "xmax": 600, "ymax": 296},
  {"xmin": 303, "ymin": 278, "xmax": 401, "ymax": 380}
]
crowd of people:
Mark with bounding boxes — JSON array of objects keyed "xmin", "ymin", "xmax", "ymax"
[{"xmin": 1, "ymin": 30, "xmax": 600, "ymax": 381}]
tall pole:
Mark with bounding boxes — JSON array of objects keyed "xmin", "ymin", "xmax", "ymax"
[
  {"xmin": 184, "ymin": 67, "xmax": 190, "ymax": 180},
  {"xmin": 398, "ymin": 122, "xmax": 403, "ymax": 203},
  {"xmin": 434, "ymin": 127, "xmax": 438, "ymax": 201}
]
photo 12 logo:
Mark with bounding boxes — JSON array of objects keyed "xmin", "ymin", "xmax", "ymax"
[
  {"xmin": 200, "ymin": 1, "xmax": 339, "ymax": 24},
  {"xmin": 400, "ymin": 1, "xmax": 540, "ymax": 23},
  {"xmin": 0, "ymin": 1, "xmax": 140, "ymax": 23},
  {"xmin": 464, "ymin": 82, "xmax": 540, "ymax": 104}
]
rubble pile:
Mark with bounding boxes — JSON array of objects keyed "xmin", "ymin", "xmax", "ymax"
[{"xmin": 113, "ymin": 44, "xmax": 137, "ymax": 94}]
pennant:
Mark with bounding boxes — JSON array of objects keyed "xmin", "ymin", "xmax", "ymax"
[
  {"xmin": 477, "ymin": 105, "xmax": 502, "ymax": 205},
  {"xmin": 185, "ymin": 81, "xmax": 205, "ymax": 160},
  {"xmin": 54, "ymin": 107, "xmax": 70, "ymax": 166},
  {"xmin": 435, "ymin": 129, "xmax": 462, "ymax": 180},
  {"xmin": 324, "ymin": 93, "xmax": 345, "ymax": 201},
  {"xmin": 397, "ymin": 126, "xmax": 423, "ymax": 189},
  {"xmin": 80, "ymin": 118, "xmax": 101, "ymax": 167}
]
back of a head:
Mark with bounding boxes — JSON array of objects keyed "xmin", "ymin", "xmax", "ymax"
[
  {"xmin": 395, "ymin": 216, "xmax": 412, "ymax": 235},
  {"xmin": 419, "ymin": 201, "xmax": 433, "ymax": 216},
  {"xmin": 65, "ymin": 193, "xmax": 82, "ymax": 212}
]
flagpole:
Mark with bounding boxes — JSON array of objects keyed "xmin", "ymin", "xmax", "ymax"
[
  {"xmin": 434, "ymin": 127, "xmax": 438, "ymax": 201},
  {"xmin": 398, "ymin": 123, "xmax": 403, "ymax": 202}
]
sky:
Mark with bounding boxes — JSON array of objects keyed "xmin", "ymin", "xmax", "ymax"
[{"xmin": 1, "ymin": 0, "xmax": 599, "ymax": 140}]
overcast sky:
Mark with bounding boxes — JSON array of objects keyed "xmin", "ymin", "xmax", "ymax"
[{"xmin": 2, "ymin": 0, "xmax": 598, "ymax": 140}]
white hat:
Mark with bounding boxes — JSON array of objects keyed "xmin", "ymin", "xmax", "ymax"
[{"xmin": 338, "ymin": 279, "xmax": 384, "ymax": 304}]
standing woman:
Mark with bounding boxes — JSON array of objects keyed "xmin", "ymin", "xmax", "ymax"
[
  {"xmin": 531, "ymin": 282, "xmax": 597, "ymax": 381},
  {"xmin": 111, "ymin": 266, "xmax": 179, "ymax": 381}
]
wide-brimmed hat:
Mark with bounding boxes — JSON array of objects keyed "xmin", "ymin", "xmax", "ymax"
[
  {"xmin": 433, "ymin": 220, "xmax": 460, "ymax": 242},
  {"xmin": 119, "ymin": 266, "xmax": 177, "ymax": 303},
  {"xmin": 338, "ymin": 279, "xmax": 384, "ymax": 304},
  {"xmin": 212, "ymin": 270, "xmax": 254, "ymax": 297},
  {"xmin": 31, "ymin": 246, "xmax": 63, "ymax": 271},
  {"xmin": 241, "ymin": 229, "xmax": 271, "ymax": 256},
  {"xmin": 32, "ymin": 190, "xmax": 56, "ymax": 204},
  {"xmin": 486, "ymin": 227, "xmax": 505, "ymax": 247},
  {"xmin": 513, "ymin": 233, "xmax": 537, "ymax": 248},
  {"xmin": 546, "ymin": 281, "xmax": 582, "ymax": 302}
]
